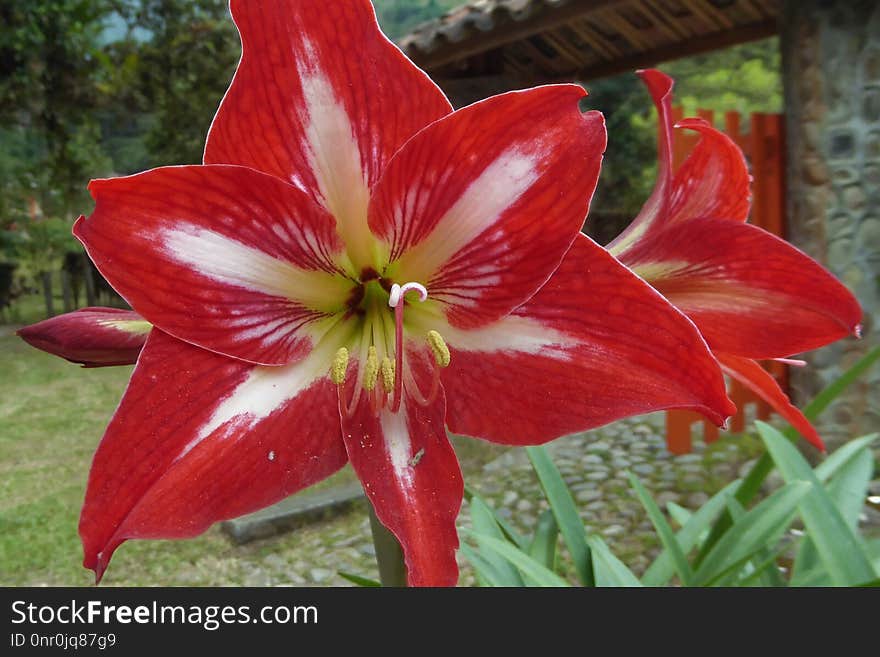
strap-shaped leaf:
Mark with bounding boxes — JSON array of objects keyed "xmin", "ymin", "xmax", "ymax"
[
  {"xmin": 526, "ymin": 446, "xmax": 594, "ymax": 586},
  {"xmin": 693, "ymin": 481, "xmax": 810, "ymax": 585},
  {"xmin": 758, "ymin": 422, "xmax": 877, "ymax": 586}
]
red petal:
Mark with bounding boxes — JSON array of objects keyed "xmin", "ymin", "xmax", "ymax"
[
  {"xmin": 339, "ymin": 350, "xmax": 462, "ymax": 586},
  {"xmin": 205, "ymin": 0, "xmax": 450, "ymax": 256},
  {"xmin": 715, "ymin": 352, "xmax": 824, "ymax": 451},
  {"xmin": 669, "ymin": 118, "xmax": 750, "ymax": 223},
  {"xmin": 370, "ymin": 85, "xmax": 607, "ymax": 328},
  {"xmin": 440, "ymin": 234, "xmax": 735, "ymax": 445},
  {"xmin": 80, "ymin": 330, "xmax": 347, "ymax": 582},
  {"xmin": 606, "ymin": 69, "xmax": 674, "ymax": 254},
  {"xmin": 17, "ymin": 307, "xmax": 149, "ymax": 367},
  {"xmin": 622, "ymin": 217, "xmax": 862, "ymax": 358},
  {"xmin": 75, "ymin": 165, "xmax": 351, "ymax": 366},
  {"xmin": 608, "ymin": 71, "xmax": 750, "ymax": 258}
]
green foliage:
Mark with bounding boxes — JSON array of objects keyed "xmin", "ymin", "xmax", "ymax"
[
  {"xmin": 1, "ymin": 0, "xmax": 116, "ymax": 220},
  {"xmin": 463, "ymin": 350, "xmax": 880, "ymax": 587},
  {"xmin": 373, "ymin": 0, "xmax": 460, "ymax": 39},
  {"xmin": 585, "ymin": 38, "xmax": 782, "ymax": 224},
  {"xmin": 662, "ymin": 39, "xmax": 783, "ymax": 118},
  {"xmin": 464, "ymin": 436, "xmax": 878, "ymax": 587},
  {"xmin": 583, "ymin": 74, "xmax": 657, "ymax": 225},
  {"xmin": 13, "ymin": 218, "xmax": 80, "ymax": 278},
  {"xmin": 128, "ymin": 0, "xmax": 239, "ymax": 165}
]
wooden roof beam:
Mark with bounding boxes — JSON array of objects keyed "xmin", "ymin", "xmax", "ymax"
[
  {"xmin": 564, "ymin": 17, "xmax": 779, "ymax": 82},
  {"xmin": 406, "ymin": 0, "xmax": 620, "ymax": 70}
]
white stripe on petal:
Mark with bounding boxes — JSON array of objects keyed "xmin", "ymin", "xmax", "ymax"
[
  {"xmin": 159, "ymin": 226, "xmax": 349, "ymax": 312},
  {"xmin": 381, "ymin": 408, "xmax": 414, "ymax": 490},
  {"xmin": 181, "ymin": 350, "xmax": 328, "ymax": 457},
  {"xmin": 399, "ymin": 148, "xmax": 540, "ymax": 279},
  {"xmin": 409, "ymin": 310, "xmax": 571, "ymax": 357},
  {"xmin": 296, "ymin": 43, "xmax": 373, "ymax": 267}
]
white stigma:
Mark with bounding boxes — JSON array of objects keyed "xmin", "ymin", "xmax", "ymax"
[{"xmin": 388, "ymin": 282, "xmax": 428, "ymax": 308}]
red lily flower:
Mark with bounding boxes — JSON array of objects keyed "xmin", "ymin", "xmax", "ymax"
[
  {"xmin": 71, "ymin": 2, "xmax": 734, "ymax": 586},
  {"xmin": 16, "ymin": 307, "xmax": 149, "ymax": 368},
  {"xmin": 607, "ymin": 69, "xmax": 862, "ymax": 452}
]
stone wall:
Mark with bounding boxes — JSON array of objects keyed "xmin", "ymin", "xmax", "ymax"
[{"xmin": 781, "ymin": 0, "xmax": 880, "ymax": 447}]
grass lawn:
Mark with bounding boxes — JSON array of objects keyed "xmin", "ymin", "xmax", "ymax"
[{"xmin": 0, "ymin": 298, "xmax": 506, "ymax": 585}]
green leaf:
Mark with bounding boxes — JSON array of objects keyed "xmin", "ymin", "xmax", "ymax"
[
  {"xmin": 629, "ymin": 473, "xmax": 693, "ymax": 585},
  {"xmin": 696, "ymin": 345, "xmax": 880, "ymax": 564},
  {"xmin": 693, "ymin": 481, "xmax": 811, "ymax": 585},
  {"xmin": 469, "ymin": 496, "xmax": 526, "ymax": 586},
  {"xmin": 528, "ymin": 509, "xmax": 559, "ymax": 570},
  {"xmin": 338, "ymin": 571, "xmax": 381, "ymax": 587},
  {"xmin": 464, "ymin": 484, "xmax": 528, "ymax": 549},
  {"xmin": 814, "ymin": 434, "xmax": 879, "ymax": 483},
  {"xmin": 587, "ymin": 536, "xmax": 643, "ymax": 587},
  {"xmin": 868, "ymin": 539, "xmax": 880, "ymax": 573},
  {"xmin": 734, "ymin": 547, "xmax": 790, "ymax": 587},
  {"xmin": 459, "ymin": 543, "xmax": 511, "ymax": 587},
  {"xmin": 526, "ymin": 446, "xmax": 593, "ymax": 586},
  {"xmin": 462, "ymin": 529, "xmax": 570, "ymax": 587},
  {"xmin": 756, "ymin": 421, "xmax": 877, "ymax": 586},
  {"xmin": 642, "ymin": 481, "xmax": 739, "ymax": 586},
  {"xmin": 791, "ymin": 442, "xmax": 875, "ymax": 585},
  {"xmin": 666, "ymin": 502, "xmax": 692, "ymax": 528},
  {"xmin": 799, "ymin": 345, "xmax": 880, "ymax": 420}
]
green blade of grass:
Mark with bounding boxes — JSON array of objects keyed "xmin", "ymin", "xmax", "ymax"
[
  {"xmin": 526, "ymin": 445, "xmax": 593, "ymax": 586},
  {"xmin": 628, "ymin": 473, "xmax": 693, "ymax": 586},
  {"xmin": 757, "ymin": 422, "xmax": 877, "ymax": 585}
]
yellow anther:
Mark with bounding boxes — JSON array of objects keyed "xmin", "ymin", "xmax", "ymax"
[
  {"xmin": 426, "ymin": 330, "xmax": 451, "ymax": 368},
  {"xmin": 380, "ymin": 356, "xmax": 395, "ymax": 394},
  {"xmin": 364, "ymin": 346, "xmax": 379, "ymax": 391},
  {"xmin": 331, "ymin": 347, "xmax": 349, "ymax": 385}
]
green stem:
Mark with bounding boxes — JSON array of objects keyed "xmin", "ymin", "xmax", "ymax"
[{"xmin": 368, "ymin": 505, "xmax": 407, "ymax": 587}]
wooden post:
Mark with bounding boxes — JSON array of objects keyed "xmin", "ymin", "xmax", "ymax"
[
  {"xmin": 665, "ymin": 410, "xmax": 694, "ymax": 455},
  {"xmin": 664, "ymin": 107, "xmax": 791, "ymax": 453}
]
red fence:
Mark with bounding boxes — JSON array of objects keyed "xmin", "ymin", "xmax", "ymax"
[{"xmin": 664, "ymin": 107, "xmax": 788, "ymax": 454}]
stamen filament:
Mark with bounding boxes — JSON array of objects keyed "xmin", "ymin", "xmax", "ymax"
[{"xmin": 403, "ymin": 362, "xmax": 442, "ymax": 408}]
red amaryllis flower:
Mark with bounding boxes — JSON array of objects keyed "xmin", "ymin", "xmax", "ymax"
[
  {"xmin": 17, "ymin": 308, "xmax": 149, "ymax": 367},
  {"xmin": 71, "ymin": 2, "xmax": 733, "ymax": 586},
  {"xmin": 607, "ymin": 69, "xmax": 862, "ymax": 452}
]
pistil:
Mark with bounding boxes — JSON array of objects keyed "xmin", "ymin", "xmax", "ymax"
[{"xmin": 388, "ymin": 282, "xmax": 428, "ymax": 412}]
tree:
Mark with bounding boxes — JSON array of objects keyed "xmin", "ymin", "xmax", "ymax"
[{"xmin": 0, "ymin": 0, "xmax": 115, "ymax": 220}]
